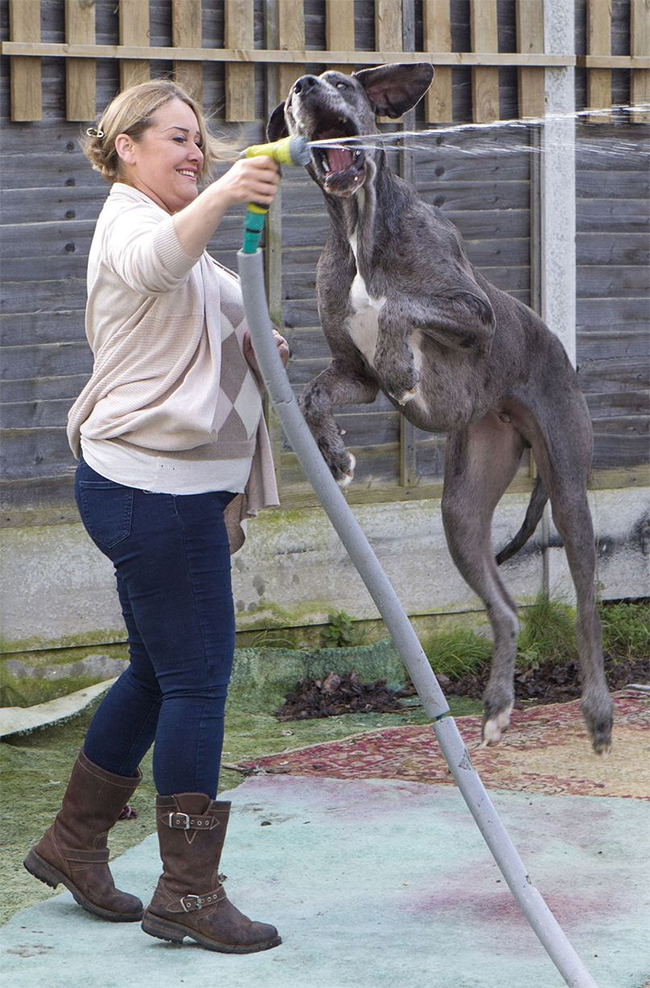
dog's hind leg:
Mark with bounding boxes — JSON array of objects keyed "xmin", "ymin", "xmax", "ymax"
[
  {"xmin": 441, "ymin": 412, "xmax": 527, "ymax": 745},
  {"xmin": 547, "ymin": 486, "xmax": 613, "ymax": 753},
  {"xmin": 521, "ymin": 401, "xmax": 614, "ymax": 754}
]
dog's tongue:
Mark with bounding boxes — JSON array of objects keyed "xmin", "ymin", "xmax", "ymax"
[{"xmin": 327, "ymin": 147, "xmax": 353, "ymax": 173}]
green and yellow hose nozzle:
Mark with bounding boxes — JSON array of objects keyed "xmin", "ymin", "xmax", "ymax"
[{"xmin": 240, "ymin": 136, "xmax": 311, "ymax": 254}]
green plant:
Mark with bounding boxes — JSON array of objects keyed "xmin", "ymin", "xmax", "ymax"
[
  {"xmin": 422, "ymin": 627, "xmax": 492, "ymax": 679},
  {"xmin": 320, "ymin": 611, "xmax": 362, "ymax": 648},
  {"xmin": 248, "ymin": 631, "xmax": 299, "ymax": 650},
  {"xmin": 599, "ymin": 600, "xmax": 650, "ymax": 662},
  {"xmin": 517, "ymin": 593, "xmax": 577, "ymax": 670}
]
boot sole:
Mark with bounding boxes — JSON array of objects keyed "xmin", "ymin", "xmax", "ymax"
[
  {"xmin": 23, "ymin": 849, "xmax": 143, "ymax": 923},
  {"xmin": 141, "ymin": 911, "xmax": 282, "ymax": 953}
]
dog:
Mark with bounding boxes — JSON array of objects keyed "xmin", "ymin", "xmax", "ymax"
[{"xmin": 267, "ymin": 63, "xmax": 613, "ymax": 753}]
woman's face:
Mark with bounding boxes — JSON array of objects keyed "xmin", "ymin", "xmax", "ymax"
[{"xmin": 118, "ymin": 98, "xmax": 205, "ymax": 214}]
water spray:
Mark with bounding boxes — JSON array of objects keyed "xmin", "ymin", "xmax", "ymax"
[{"xmin": 306, "ymin": 104, "xmax": 650, "ymax": 159}]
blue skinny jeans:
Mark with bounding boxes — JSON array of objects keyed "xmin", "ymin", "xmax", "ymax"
[{"xmin": 75, "ymin": 459, "xmax": 236, "ymax": 798}]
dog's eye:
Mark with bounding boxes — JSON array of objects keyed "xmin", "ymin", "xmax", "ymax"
[{"xmin": 335, "ymin": 81, "xmax": 348, "ymax": 90}]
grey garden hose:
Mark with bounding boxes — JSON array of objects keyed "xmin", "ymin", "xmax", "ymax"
[{"xmin": 237, "ymin": 246, "xmax": 600, "ymax": 988}]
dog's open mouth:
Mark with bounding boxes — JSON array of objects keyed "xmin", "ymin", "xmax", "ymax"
[{"xmin": 309, "ymin": 120, "xmax": 366, "ymax": 196}]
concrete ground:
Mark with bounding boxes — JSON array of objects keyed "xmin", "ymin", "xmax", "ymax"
[{"xmin": 1, "ymin": 775, "xmax": 648, "ymax": 988}]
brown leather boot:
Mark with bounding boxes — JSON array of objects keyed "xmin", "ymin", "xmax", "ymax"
[
  {"xmin": 23, "ymin": 749, "xmax": 143, "ymax": 922},
  {"xmin": 141, "ymin": 793, "xmax": 281, "ymax": 953}
]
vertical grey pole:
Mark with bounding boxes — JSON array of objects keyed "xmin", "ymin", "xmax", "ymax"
[
  {"xmin": 238, "ymin": 248, "xmax": 600, "ymax": 988},
  {"xmin": 541, "ymin": 0, "xmax": 579, "ymax": 600}
]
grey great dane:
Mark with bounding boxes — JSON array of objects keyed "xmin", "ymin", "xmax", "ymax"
[{"xmin": 267, "ymin": 62, "xmax": 613, "ymax": 753}]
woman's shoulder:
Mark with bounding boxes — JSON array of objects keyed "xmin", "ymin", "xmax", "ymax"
[
  {"xmin": 95, "ymin": 183, "xmax": 168, "ymax": 238},
  {"xmin": 96, "ymin": 183, "xmax": 165, "ymax": 223},
  {"xmin": 108, "ymin": 182, "xmax": 165, "ymax": 210}
]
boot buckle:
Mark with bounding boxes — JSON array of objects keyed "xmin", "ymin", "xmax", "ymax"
[
  {"xmin": 180, "ymin": 894, "xmax": 204, "ymax": 912},
  {"xmin": 168, "ymin": 812, "xmax": 191, "ymax": 830}
]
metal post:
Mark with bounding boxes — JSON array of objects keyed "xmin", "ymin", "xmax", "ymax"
[{"xmin": 237, "ymin": 247, "xmax": 600, "ymax": 988}]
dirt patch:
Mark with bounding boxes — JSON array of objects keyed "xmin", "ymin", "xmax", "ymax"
[
  {"xmin": 275, "ymin": 658, "xmax": 649, "ymax": 720},
  {"xmin": 274, "ymin": 671, "xmax": 407, "ymax": 720},
  {"xmin": 441, "ymin": 655, "xmax": 649, "ymax": 707}
]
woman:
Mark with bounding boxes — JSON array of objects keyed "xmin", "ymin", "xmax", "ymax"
[{"xmin": 23, "ymin": 80, "xmax": 288, "ymax": 954}]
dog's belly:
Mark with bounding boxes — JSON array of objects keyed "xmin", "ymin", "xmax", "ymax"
[{"xmin": 344, "ymin": 272, "xmax": 385, "ymax": 365}]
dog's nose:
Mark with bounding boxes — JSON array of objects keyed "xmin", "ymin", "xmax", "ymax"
[{"xmin": 293, "ymin": 75, "xmax": 318, "ymax": 96}]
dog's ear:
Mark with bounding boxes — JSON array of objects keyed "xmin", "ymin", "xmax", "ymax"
[
  {"xmin": 267, "ymin": 102, "xmax": 289, "ymax": 141},
  {"xmin": 353, "ymin": 63, "xmax": 434, "ymax": 118}
]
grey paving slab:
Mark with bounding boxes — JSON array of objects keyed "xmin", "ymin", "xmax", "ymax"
[{"xmin": 1, "ymin": 776, "xmax": 648, "ymax": 988}]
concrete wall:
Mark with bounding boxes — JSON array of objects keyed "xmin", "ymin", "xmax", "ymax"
[{"xmin": 1, "ymin": 486, "xmax": 648, "ymax": 653}]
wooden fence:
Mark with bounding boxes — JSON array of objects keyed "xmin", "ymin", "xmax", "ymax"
[
  {"xmin": 1, "ymin": 0, "xmax": 648, "ymax": 523},
  {"xmin": 3, "ymin": 0, "xmax": 649, "ymax": 125}
]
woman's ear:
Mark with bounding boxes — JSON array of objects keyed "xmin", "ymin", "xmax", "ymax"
[{"xmin": 115, "ymin": 133, "xmax": 136, "ymax": 164}]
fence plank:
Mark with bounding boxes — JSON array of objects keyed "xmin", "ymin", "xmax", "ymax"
[
  {"xmin": 65, "ymin": 0, "xmax": 96, "ymax": 122},
  {"xmin": 119, "ymin": 0, "xmax": 150, "ymax": 90},
  {"xmin": 172, "ymin": 0, "xmax": 203, "ymax": 101},
  {"xmin": 375, "ymin": 0, "xmax": 403, "ymax": 122},
  {"xmin": 225, "ymin": 0, "xmax": 254, "ymax": 121},
  {"xmin": 423, "ymin": 0, "xmax": 453, "ymax": 123},
  {"xmin": 326, "ymin": 0, "xmax": 355, "ymax": 74},
  {"xmin": 631, "ymin": 0, "xmax": 650, "ymax": 123},
  {"xmin": 516, "ymin": 0, "xmax": 545, "ymax": 119},
  {"xmin": 587, "ymin": 0, "xmax": 612, "ymax": 123},
  {"xmin": 375, "ymin": 0, "xmax": 403, "ymax": 49},
  {"xmin": 470, "ymin": 0, "xmax": 500, "ymax": 123},
  {"xmin": 278, "ymin": 0, "xmax": 305, "ymax": 101},
  {"xmin": 1, "ymin": 41, "xmax": 580, "ymax": 67},
  {"xmin": 9, "ymin": 0, "xmax": 42, "ymax": 121}
]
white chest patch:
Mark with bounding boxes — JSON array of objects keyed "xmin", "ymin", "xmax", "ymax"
[{"xmin": 345, "ymin": 232, "xmax": 386, "ymax": 366}]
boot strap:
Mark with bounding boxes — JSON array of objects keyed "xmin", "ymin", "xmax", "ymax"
[
  {"xmin": 173, "ymin": 886, "xmax": 227, "ymax": 914},
  {"xmin": 62, "ymin": 846, "xmax": 110, "ymax": 864},
  {"xmin": 166, "ymin": 811, "xmax": 220, "ymax": 832}
]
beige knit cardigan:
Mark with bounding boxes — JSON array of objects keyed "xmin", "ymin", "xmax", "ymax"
[{"xmin": 67, "ymin": 183, "xmax": 279, "ymax": 553}]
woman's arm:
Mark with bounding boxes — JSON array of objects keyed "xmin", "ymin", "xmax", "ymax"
[{"xmin": 172, "ymin": 157, "xmax": 281, "ymax": 258}]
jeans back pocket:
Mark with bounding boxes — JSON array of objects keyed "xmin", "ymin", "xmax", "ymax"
[{"xmin": 77, "ymin": 480, "xmax": 134, "ymax": 550}]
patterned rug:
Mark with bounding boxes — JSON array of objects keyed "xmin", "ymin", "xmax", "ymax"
[{"xmin": 235, "ymin": 691, "xmax": 650, "ymax": 799}]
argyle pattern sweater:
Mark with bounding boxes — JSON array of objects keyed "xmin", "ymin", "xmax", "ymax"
[{"xmin": 67, "ymin": 183, "xmax": 278, "ymax": 551}]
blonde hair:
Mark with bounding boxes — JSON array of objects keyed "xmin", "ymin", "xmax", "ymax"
[{"xmin": 81, "ymin": 80, "xmax": 239, "ymax": 183}]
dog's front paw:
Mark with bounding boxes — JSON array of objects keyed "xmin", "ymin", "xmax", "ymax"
[
  {"xmin": 392, "ymin": 384, "xmax": 420, "ymax": 406},
  {"xmin": 319, "ymin": 442, "xmax": 356, "ymax": 487},
  {"xmin": 384, "ymin": 371, "xmax": 420, "ymax": 406},
  {"xmin": 337, "ymin": 453, "xmax": 356, "ymax": 487}
]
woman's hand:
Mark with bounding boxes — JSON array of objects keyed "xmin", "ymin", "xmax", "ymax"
[
  {"xmin": 212, "ymin": 157, "xmax": 281, "ymax": 210},
  {"xmin": 243, "ymin": 329, "xmax": 290, "ymax": 376},
  {"xmin": 173, "ymin": 157, "xmax": 281, "ymax": 258}
]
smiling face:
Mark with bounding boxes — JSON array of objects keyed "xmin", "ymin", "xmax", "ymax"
[{"xmin": 116, "ymin": 97, "xmax": 204, "ymax": 214}]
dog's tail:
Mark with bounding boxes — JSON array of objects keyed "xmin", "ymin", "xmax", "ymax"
[{"xmin": 495, "ymin": 476, "xmax": 549, "ymax": 565}]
